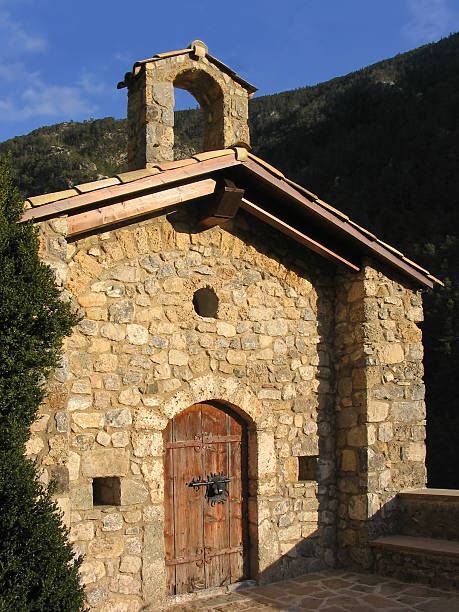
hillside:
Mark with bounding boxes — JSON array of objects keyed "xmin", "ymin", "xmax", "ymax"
[{"xmin": 1, "ymin": 33, "xmax": 459, "ymax": 487}]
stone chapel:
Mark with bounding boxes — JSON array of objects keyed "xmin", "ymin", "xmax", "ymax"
[{"xmin": 22, "ymin": 41, "xmax": 443, "ymax": 610}]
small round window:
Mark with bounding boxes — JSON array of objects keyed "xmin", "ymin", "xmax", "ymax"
[{"xmin": 193, "ymin": 287, "xmax": 218, "ymax": 318}]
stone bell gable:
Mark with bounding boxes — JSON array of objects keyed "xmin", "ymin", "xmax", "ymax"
[
  {"xmin": 118, "ymin": 40, "xmax": 257, "ymax": 169},
  {"xmin": 21, "ymin": 43, "xmax": 442, "ymax": 611}
]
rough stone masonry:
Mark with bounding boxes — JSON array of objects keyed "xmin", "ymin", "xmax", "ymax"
[
  {"xmin": 28, "ymin": 205, "xmax": 426, "ymax": 611},
  {"xmin": 25, "ymin": 41, "xmax": 428, "ymax": 611}
]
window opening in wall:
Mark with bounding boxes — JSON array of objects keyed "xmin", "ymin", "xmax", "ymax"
[
  {"xmin": 298, "ymin": 456, "xmax": 318, "ymax": 481},
  {"xmin": 193, "ymin": 287, "xmax": 219, "ymax": 318},
  {"xmin": 93, "ymin": 477, "xmax": 121, "ymax": 506},
  {"xmin": 174, "ymin": 88, "xmax": 202, "ymax": 160}
]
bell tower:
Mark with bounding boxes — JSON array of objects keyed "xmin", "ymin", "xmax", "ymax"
[{"xmin": 118, "ymin": 40, "xmax": 257, "ymax": 169}]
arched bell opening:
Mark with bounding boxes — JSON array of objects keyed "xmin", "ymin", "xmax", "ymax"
[
  {"xmin": 173, "ymin": 69, "xmax": 225, "ymax": 153},
  {"xmin": 173, "ymin": 88, "xmax": 201, "ymax": 160},
  {"xmin": 163, "ymin": 400, "xmax": 256, "ymax": 595}
]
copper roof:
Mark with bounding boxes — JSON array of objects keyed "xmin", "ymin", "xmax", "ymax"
[
  {"xmin": 21, "ymin": 147, "xmax": 442, "ymax": 289},
  {"xmin": 117, "ymin": 40, "xmax": 257, "ymax": 94}
]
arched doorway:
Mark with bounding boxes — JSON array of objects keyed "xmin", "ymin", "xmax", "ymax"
[{"xmin": 163, "ymin": 401, "xmax": 249, "ymax": 595}]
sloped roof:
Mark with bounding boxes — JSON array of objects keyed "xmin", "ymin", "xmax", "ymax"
[
  {"xmin": 21, "ymin": 148, "xmax": 442, "ymax": 289},
  {"xmin": 117, "ymin": 41, "xmax": 257, "ymax": 94}
]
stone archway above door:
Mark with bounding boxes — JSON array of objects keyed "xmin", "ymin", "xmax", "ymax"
[{"xmin": 161, "ymin": 373, "xmax": 265, "ymax": 426}]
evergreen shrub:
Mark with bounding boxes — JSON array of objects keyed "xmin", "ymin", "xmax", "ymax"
[{"xmin": 0, "ymin": 155, "xmax": 84, "ymax": 611}]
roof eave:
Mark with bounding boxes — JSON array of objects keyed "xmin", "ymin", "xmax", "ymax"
[{"xmin": 21, "ymin": 152, "xmax": 439, "ymax": 290}]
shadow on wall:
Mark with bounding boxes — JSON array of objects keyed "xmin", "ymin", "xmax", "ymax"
[{"xmin": 252, "ymin": 497, "xmax": 400, "ymax": 588}]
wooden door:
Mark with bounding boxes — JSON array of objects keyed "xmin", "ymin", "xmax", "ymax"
[{"xmin": 164, "ymin": 402, "xmax": 248, "ymax": 595}]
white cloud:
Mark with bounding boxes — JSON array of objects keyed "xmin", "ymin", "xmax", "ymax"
[
  {"xmin": 78, "ymin": 71, "xmax": 106, "ymax": 95},
  {"xmin": 0, "ymin": 82, "xmax": 97, "ymax": 122},
  {"xmin": 0, "ymin": 9, "xmax": 47, "ymax": 53},
  {"xmin": 403, "ymin": 0, "xmax": 459, "ymax": 44},
  {"xmin": 0, "ymin": 3, "xmax": 98, "ymax": 124},
  {"xmin": 114, "ymin": 52, "xmax": 131, "ymax": 64}
]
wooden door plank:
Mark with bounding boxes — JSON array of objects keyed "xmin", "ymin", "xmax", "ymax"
[
  {"xmin": 202, "ymin": 404, "xmax": 231, "ymax": 588},
  {"xmin": 171, "ymin": 406, "xmax": 206, "ymax": 594},
  {"xmin": 229, "ymin": 416, "xmax": 245, "ymax": 583},
  {"xmin": 163, "ymin": 421, "xmax": 176, "ymax": 595},
  {"xmin": 164, "ymin": 402, "xmax": 248, "ymax": 595}
]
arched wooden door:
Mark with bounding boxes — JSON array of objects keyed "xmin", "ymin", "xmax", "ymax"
[{"xmin": 163, "ymin": 402, "xmax": 248, "ymax": 595}]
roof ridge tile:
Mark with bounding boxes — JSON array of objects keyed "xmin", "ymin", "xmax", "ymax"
[{"xmin": 427, "ymin": 274, "xmax": 445, "ymax": 286}]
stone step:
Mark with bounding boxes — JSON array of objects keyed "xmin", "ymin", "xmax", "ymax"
[
  {"xmin": 371, "ymin": 535, "xmax": 459, "ymax": 558},
  {"xmin": 371, "ymin": 535, "xmax": 459, "ymax": 590},
  {"xmin": 398, "ymin": 489, "xmax": 459, "ymax": 541},
  {"xmin": 400, "ymin": 488, "xmax": 459, "ymax": 501}
]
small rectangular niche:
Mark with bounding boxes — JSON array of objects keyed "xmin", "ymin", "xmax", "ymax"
[
  {"xmin": 92, "ymin": 477, "xmax": 121, "ymax": 506},
  {"xmin": 298, "ymin": 456, "xmax": 318, "ymax": 481}
]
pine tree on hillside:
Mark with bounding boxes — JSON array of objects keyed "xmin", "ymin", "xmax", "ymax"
[{"xmin": 0, "ymin": 155, "xmax": 84, "ymax": 611}]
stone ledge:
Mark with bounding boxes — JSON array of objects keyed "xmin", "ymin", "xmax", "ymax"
[{"xmin": 371, "ymin": 535, "xmax": 459, "ymax": 558}]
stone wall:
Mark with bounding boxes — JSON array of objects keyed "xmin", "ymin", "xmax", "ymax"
[
  {"xmin": 126, "ymin": 41, "xmax": 251, "ymax": 168},
  {"xmin": 30, "ymin": 204, "xmax": 429, "ymax": 608},
  {"xmin": 31, "ymin": 207, "xmax": 337, "ymax": 610},
  {"xmin": 334, "ymin": 263, "xmax": 426, "ymax": 568}
]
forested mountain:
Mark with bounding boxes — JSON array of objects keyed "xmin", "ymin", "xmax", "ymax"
[{"xmin": 1, "ymin": 32, "xmax": 458, "ymax": 487}]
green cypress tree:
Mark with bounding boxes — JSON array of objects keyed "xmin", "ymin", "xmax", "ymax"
[{"xmin": 0, "ymin": 155, "xmax": 85, "ymax": 611}]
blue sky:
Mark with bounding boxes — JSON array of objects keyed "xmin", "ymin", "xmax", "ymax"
[{"xmin": 0, "ymin": 0, "xmax": 458, "ymax": 142}]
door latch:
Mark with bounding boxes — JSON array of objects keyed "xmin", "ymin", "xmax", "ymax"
[{"xmin": 188, "ymin": 473, "xmax": 230, "ymax": 505}]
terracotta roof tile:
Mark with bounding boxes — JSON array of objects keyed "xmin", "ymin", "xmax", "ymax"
[
  {"xmin": 74, "ymin": 177, "xmax": 121, "ymax": 193},
  {"xmin": 284, "ymin": 178, "xmax": 319, "ymax": 201},
  {"xmin": 22, "ymin": 153, "xmax": 240, "ymax": 220},
  {"xmin": 115, "ymin": 167, "xmax": 161, "ymax": 183},
  {"xmin": 427, "ymin": 274, "xmax": 445, "ymax": 286},
  {"xmin": 376, "ymin": 239, "xmax": 404, "ymax": 258},
  {"xmin": 117, "ymin": 42, "xmax": 257, "ymax": 94},
  {"xmin": 193, "ymin": 149, "xmax": 233, "ymax": 162},
  {"xmin": 232, "ymin": 147, "xmax": 249, "ymax": 162},
  {"xmin": 151, "ymin": 48, "xmax": 192, "ymax": 60},
  {"xmin": 314, "ymin": 198, "xmax": 349, "ymax": 221},
  {"xmin": 247, "ymin": 153, "xmax": 285, "ymax": 179},
  {"xmin": 402, "ymin": 256, "xmax": 430, "ymax": 275},
  {"xmin": 21, "ymin": 147, "xmax": 441, "ymax": 287},
  {"xmin": 347, "ymin": 220, "xmax": 377, "ymax": 240},
  {"xmin": 156, "ymin": 158, "xmax": 198, "ymax": 171},
  {"xmin": 27, "ymin": 188, "xmax": 79, "ymax": 208}
]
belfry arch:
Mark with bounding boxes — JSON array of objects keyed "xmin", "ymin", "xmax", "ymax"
[
  {"xmin": 119, "ymin": 40, "xmax": 256, "ymax": 169},
  {"xmin": 173, "ymin": 68, "xmax": 224, "ymax": 153}
]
